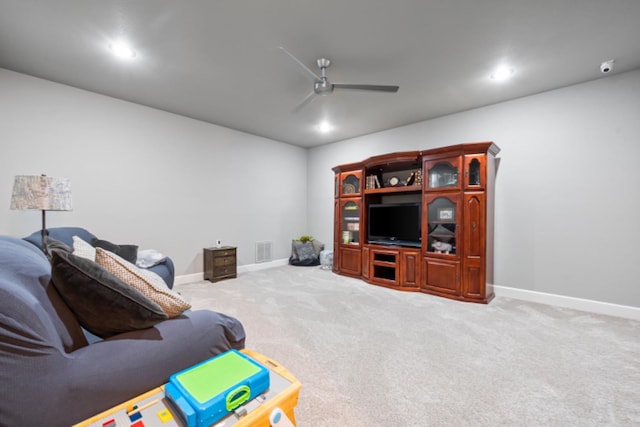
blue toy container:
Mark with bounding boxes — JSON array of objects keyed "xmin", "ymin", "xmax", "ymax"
[{"xmin": 165, "ymin": 349, "xmax": 270, "ymax": 427}]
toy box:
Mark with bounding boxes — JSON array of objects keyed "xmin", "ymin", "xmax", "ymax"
[
  {"xmin": 166, "ymin": 349, "xmax": 270, "ymax": 427},
  {"xmin": 231, "ymin": 349, "xmax": 301, "ymax": 426},
  {"xmin": 73, "ymin": 349, "xmax": 301, "ymax": 427}
]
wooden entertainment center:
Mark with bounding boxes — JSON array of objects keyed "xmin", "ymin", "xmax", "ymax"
[{"xmin": 332, "ymin": 142, "xmax": 500, "ymax": 304}]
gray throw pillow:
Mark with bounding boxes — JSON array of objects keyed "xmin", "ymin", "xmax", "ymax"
[
  {"xmin": 294, "ymin": 241, "xmax": 316, "ymax": 261},
  {"xmin": 291, "ymin": 239, "xmax": 324, "ymax": 259},
  {"xmin": 43, "ymin": 236, "xmax": 72, "ymax": 259},
  {"xmin": 91, "ymin": 238, "xmax": 138, "ymax": 264},
  {"xmin": 50, "ymin": 251, "xmax": 167, "ymax": 338}
]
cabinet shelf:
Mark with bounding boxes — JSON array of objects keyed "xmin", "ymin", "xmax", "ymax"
[
  {"xmin": 372, "ymin": 260, "xmax": 396, "ymax": 267},
  {"xmin": 430, "ymin": 234, "xmax": 455, "ymax": 239},
  {"xmin": 364, "ymin": 185, "xmax": 421, "ymax": 194}
]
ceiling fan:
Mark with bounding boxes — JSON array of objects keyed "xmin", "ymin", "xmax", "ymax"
[{"xmin": 279, "ymin": 47, "xmax": 399, "ymax": 111}]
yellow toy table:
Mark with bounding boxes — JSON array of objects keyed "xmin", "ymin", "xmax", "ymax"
[{"xmin": 74, "ymin": 349, "xmax": 301, "ymax": 427}]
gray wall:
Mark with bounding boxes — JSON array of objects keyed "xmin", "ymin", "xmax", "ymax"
[
  {"xmin": 307, "ymin": 69, "xmax": 640, "ymax": 308},
  {"xmin": 3, "ymin": 66, "xmax": 639, "ymax": 308},
  {"xmin": 0, "ymin": 68, "xmax": 308, "ymax": 274}
]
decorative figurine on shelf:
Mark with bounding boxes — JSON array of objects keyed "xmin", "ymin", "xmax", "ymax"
[
  {"xmin": 406, "ymin": 171, "xmax": 416, "ymax": 186},
  {"xmin": 431, "ymin": 240, "xmax": 453, "ymax": 254},
  {"xmin": 406, "ymin": 169, "xmax": 423, "ymax": 186},
  {"xmin": 414, "ymin": 169, "xmax": 422, "ymax": 185}
]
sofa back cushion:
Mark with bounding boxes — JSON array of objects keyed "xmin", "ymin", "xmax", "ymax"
[
  {"xmin": 0, "ymin": 236, "xmax": 87, "ymax": 356},
  {"xmin": 24, "ymin": 227, "xmax": 97, "ymax": 251}
]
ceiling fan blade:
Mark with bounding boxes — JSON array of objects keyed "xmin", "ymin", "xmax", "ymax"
[
  {"xmin": 292, "ymin": 91, "xmax": 317, "ymax": 113},
  {"xmin": 278, "ymin": 46, "xmax": 320, "ymax": 82},
  {"xmin": 333, "ymin": 83, "xmax": 399, "ymax": 93}
]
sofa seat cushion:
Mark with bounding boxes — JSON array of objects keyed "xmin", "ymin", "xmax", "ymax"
[{"xmin": 50, "ymin": 250, "xmax": 167, "ymax": 338}]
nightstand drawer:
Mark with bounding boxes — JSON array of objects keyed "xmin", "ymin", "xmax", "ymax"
[
  {"xmin": 212, "ymin": 265, "xmax": 236, "ymax": 277},
  {"xmin": 213, "ymin": 256, "xmax": 235, "ymax": 267},
  {"xmin": 211, "ymin": 248, "xmax": 235, "ymax": 258}
]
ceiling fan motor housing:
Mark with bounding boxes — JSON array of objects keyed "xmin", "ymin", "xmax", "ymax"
[
  {"xmin": 314, "ymin": 58, "xmax": 333, "ymax": 94},
  {"xmin": 314, "ymin": 79, "xmax": 333, "ymax": 95}
]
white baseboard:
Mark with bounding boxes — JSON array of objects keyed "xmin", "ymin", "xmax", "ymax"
[
  {"xmin": 494, "ymin": 285, "xmax": 640, "ymax": 321},
  {"xmin": 174, "ymin": 272, "xmax": 204, "ymax": 287},
  {"xmin": 238, "ymin": 257, "xmax": 290, "ymax": 273},
  {"xmin": 173, "ymin": 258, "xmax": 290, "ymax": 287}
]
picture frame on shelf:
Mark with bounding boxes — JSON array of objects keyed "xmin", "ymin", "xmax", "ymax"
[{"xmin": 437, "ymin": 207, "xmax": 455, "ymax": 221}]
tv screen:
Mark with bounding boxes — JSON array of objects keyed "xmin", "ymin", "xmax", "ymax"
[{"xmin": 367, "ymin": 203, "xmax": 421, "ymax": 247}]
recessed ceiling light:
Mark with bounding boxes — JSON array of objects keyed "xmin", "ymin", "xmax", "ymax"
[
  {"xmin": 316, "ymin": 121, "xmax": 334, "ymax": 133},
  {"xmin": 109, "ymin": 41, "xmax": 136, "ymax": 59},
  {"xmin": 489, "ymin": 65, "xmax": 514, "ymax": 81}
]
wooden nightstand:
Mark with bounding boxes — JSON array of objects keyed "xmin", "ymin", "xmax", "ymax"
[{"xmin": 203, "ymin": 246, "xmax": 237, "ymax": 282}]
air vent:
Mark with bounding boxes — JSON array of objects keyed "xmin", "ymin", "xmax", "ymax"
[{"xmin": 255, "ymin": 241, "xmax": 272, "ymax": 263}]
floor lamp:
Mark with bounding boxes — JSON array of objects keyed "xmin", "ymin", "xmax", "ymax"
[{"xmin": 10, "ymin": 175, "xmax": 73, "ymax": 249}]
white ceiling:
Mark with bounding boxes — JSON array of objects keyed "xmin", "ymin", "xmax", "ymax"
[{"xmin": 1, "ymin": 1, "xmax": 639, "ymax": 148}]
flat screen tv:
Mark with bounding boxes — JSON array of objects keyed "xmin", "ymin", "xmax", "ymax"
[{"xmin": 367, "ymin": 202, "xmax": 421, "ymax": 247}]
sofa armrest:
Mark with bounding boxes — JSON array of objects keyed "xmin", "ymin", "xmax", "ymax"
[{"xmin": 148, "ymin": 256, "xmax": 175, "ymax": 289}]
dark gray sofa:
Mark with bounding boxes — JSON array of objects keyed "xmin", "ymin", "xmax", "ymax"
[{"xmin": 0, "ymin": 235, "xmax": 245, "ymax": 426}]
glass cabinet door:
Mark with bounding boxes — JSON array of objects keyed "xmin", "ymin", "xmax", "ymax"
[
  {"xmin": 425, "ymin": 195, "xmax": 460, "ymax": 257},
  {"xmin": 464, "ymin": 154, "xmax": 486, "ymax": 190},
  {"xmin": 341, "ymin": 200, "xmax": 360, "ymax": 245},
  {"xmin": 424, "ymin": 157, "xmax": 461, "ymax": 190},
  {"xmin": 340, "ymin": 171, "xmax": 362, "ymax": 197}
]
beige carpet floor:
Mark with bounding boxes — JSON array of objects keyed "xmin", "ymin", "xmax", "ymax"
[{"xmin": 177, "ymin": 266, "xmax": 640, "ymax": 426}]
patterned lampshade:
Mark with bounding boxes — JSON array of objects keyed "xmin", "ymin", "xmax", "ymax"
[
  {"xmin": 10, "ymin": 175, "xmax": 72, "ymax": 249},
  {"xmin": 10, "ymin": 175, "xmax": 73, "ymax": 211}
]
